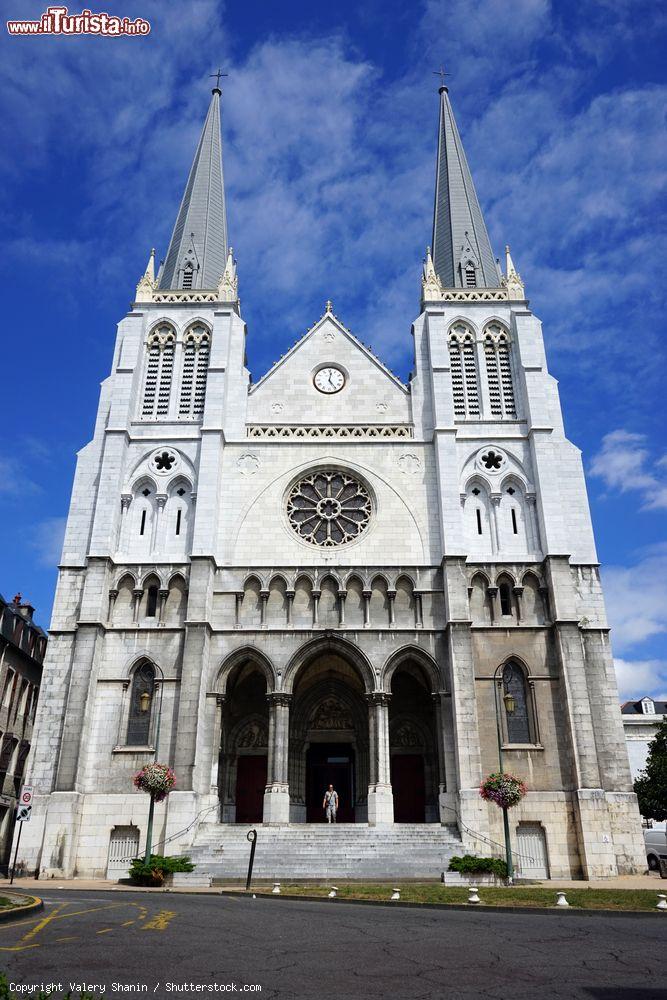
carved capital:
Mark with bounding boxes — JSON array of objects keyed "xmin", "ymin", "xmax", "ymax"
[
  {"xmin": 266, "ymin": 692, "xmax": 292, "ymax": 708},
  {"xmin": 366, "ymin": 692, "xmax": 391, "ymax": 707}
]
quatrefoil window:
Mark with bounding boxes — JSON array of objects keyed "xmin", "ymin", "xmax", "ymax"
[
  {"xmin": 287, "ymin": 470, "xmax": 372, "ymax": 547},
  {"xmin": 481, "ymin": 450, "xmax": 503, "ymax": 471}
]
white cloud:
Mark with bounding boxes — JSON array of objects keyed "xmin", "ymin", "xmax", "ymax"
[
  {"xmin": 0, "ymin": 457, "xmax": 41, "ymax": 496},
  {"xmin": 30, "ymin": 517, "xmax": 67, "ymax": 568},
  {"xmin": 614, "ymin": 657, "xmax": 667, "ymax": 702},
  {"xmin": 590, "ymin": 430, "xmax": 667, "ymax": 509},
  {"xmin": 603, "ymin": 544, "xmax": 667, "ymax": 652}
]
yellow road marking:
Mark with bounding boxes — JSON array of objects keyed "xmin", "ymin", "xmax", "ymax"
[
  {"xmin": 122, "ymin": 920, "xmax": 135, "ymax": 926},
  {"xmin": 97, "ymin": 928, "xmax": 113, "ymax": 934},
  {"xmin": 55, "ymin": 936, "xmax": 78, "ymax": 943},
  {"xmin": 142, "ymin": 909, "xmax": 176, "ymax": 931},
  {"xmin": 0, "ymin": 943, "xmax": 40, "ymax": 952},
  {"xmin": 22, "ymin": 904, "xmax": 67, "ymax": 943}
]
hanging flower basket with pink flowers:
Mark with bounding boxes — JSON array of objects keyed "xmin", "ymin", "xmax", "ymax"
[
  {"xmin": 480, "ymin": 772, "xmax": 527, "ymax": 810},
  {"xmin": 133, "ymin": 762, "xmax": 176, "ymax": 802}
]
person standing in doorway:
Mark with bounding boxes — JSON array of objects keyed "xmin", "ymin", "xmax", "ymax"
[{"xmin": 323, "ymin": 784, "xmax": 339, "ymax": 823}]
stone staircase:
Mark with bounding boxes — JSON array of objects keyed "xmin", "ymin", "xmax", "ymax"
[{"xmin": 187, "ymin": 823, "xmax": 463, "ymax": 880}]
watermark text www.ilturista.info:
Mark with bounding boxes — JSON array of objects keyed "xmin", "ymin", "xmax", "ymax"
[{"xmin": 7, "ymin": 6, "xmax": 150, "ymax": 36}]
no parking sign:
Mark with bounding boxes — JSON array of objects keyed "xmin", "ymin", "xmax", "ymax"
[{"xmin": 17, "ymin": 784, "xmax": 33, "ymax": 822}]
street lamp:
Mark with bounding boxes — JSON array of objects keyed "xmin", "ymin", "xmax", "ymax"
[
  {"xmin": 141, "ymin": 680, "xmax": 164, "ymax": 865},
  {"xmin": 493, "ymin": 664, "xmax": 516, "ymax": 883}
]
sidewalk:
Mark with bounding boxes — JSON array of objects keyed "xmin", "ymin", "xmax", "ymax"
[{"xmin": 2, "ymin": 873, "xmax": 663, "ymax": 894}]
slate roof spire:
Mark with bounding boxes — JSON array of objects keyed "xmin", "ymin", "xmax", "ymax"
[
  {"xmin": 159, "ymin": 86, "xmax": 228, "ymax": 290},
  {"xmin": 431, "ymin": 86, "xmax": 501, "ymax": 289}
]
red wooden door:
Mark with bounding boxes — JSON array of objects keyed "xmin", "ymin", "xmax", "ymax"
[
  {"xmin": 391, "ymin": 754, "xmax": 425, "ymax": 823},
  {"xmin": 235, "ymin": 755, "xmax": 267, "ymax": 823}
]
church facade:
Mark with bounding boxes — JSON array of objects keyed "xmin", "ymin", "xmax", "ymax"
[{"xmin": 21, "ymin": 83, "xmax": 645, "ymax": 879}]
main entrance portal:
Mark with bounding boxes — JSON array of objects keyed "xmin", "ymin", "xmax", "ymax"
[
  {"xmin": 306, "ymin": 743, "xmax": 355, "ymax": 822},
  {"xmin": 289, "ymin": 650, "xmax": 370, "ymax": 823}
]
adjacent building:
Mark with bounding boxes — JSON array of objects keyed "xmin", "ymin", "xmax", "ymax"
[
  {"xmin": 0, "ymin": 594, "xmax": 46, "ymax": 872},
  {"xmin": 20, "ymin": 82, "xmax": 646, "ymax": 880}
]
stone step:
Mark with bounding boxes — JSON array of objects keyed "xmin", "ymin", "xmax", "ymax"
[{"xmin": 188, "ymin": 822, "xmax": 463, "ymax": 879}]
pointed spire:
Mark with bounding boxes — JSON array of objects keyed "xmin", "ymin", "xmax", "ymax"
[
  {"xmin": 431, "ymin": 86, "xmax": 501, "ymax": 289},
  {"xmin": 217, "ymin": 247, "xmax": 238, "ymax": 302},
  {"xmin": 504, "ymin": 244, "xmax": 525, "ymax": 298},
  {"xmin": 421, "ymin": 246, "xmax": 443, "ymax": 302},
  {"xmin": 135, "ymin": 248, "xmax": 156, "ymax": 301},
  {"xmin": 159, "ymin": 87, "xmax": 228, "ymax": 290}
]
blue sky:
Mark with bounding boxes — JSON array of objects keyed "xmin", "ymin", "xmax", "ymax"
[{"xmin": 0, "ymin": 0, "xmax": 665, "ymax": 698}]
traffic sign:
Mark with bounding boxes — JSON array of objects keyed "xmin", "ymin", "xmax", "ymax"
[
  {"xmin": 17, "ymin": 785, "xmax": 33, "ymax": 822},
  {"xmin": 16, "ymin": 804, "xmax": 31, "ymax": 822},
  {"xmin": 20, "ymin": 785, "xmax": 33, "ymax": 807}
]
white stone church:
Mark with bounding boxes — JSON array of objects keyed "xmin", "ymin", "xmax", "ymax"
[{"xmin": 21, "ymin": 82, "xmax": 646, "ymax": 880}]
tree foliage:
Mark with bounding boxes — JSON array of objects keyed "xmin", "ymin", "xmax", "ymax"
[{"xmin": 633, "ymin": 718, "xmax": 667, "ymax": 822}]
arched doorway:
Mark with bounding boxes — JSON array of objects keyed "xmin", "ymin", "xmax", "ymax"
[
  {"xmin": 389, "ymin": 665, "xmax": 439, "ymax": 822},
  {"xmin": 289, "ymin": 651, "xmax": 370, "ymax": 823},
  {"xmin": 218, "ymin": 660, "xmax": 269, "ymax": 824}
]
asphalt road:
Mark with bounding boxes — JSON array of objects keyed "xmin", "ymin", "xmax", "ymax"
[{"xmin": 1, "ymin": 889, "xmax": 665, "ymax": 1000}]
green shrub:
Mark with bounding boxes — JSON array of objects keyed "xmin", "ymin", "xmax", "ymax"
[
  {"xmin": 448, "ymin": 854, "xmax": 508, "ymax": 878},
  {"xmin": 128, "ymin": 853, "xmax": 195, "ymax": 886}
]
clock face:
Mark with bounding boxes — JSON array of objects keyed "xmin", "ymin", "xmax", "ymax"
[{"xmin": 314, "ymin": 366, "xmax": 345, "ymax": 394}]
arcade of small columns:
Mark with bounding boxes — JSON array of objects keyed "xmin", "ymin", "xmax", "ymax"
[{"xmin": 213, "ymin": 644, "xmax": 449, "ymax": 825}]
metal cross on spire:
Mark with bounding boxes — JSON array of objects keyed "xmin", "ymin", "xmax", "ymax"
[
  {"xmin": 433, "ymin": 65, "xmax": 449, "ymax": 89},
  {"xmin": 210, "ymin": 68, "xmax": 228, "ymax": 91}
]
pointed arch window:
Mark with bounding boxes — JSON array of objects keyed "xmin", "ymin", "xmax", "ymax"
[
  {"xmin": 126, "ymin": 661, "xmax": 156, "ymax": 746},
  {"xmin": 484, "ymin": 324, "xmax": 516, "ymax": 418},
  {"xmin": 449, "ymin": 325, "xmax": 480, "ymax": 418},
  {"xmin": 179, "ymin": 327, "xmax": 210, "ymax": 419},
  {"xmin": 502, "ymin": 661, "xmax": 533, "ymax": 744},
  {"xmin": 464, "ymin": 262, "xmax": 476, "ymax": 287},
  {"xmin": 142, "ymin": 325, "xmax": 175, "ymax": 419}
]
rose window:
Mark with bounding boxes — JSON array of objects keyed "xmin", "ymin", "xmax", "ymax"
[{"xmin": 287, "ymin": 471, "xmax": 372, "ymax": 547}]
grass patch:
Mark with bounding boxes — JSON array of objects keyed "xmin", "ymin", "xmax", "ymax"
[
  {"xmin": 254, "ymin": 883, "xmax": 664, "ymax": 911},
  {"xmin": 0, "ymin": 894, "xmax": 35, "ymax": 910}
]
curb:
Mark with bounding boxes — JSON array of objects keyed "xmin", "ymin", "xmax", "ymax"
[
  {"xmin": 0, "ymin": 893, "xmax": 44, "ymax": 924},
  {"xmin": 221, "ymin": 890, "xmax": 667, "ymax": 919}
]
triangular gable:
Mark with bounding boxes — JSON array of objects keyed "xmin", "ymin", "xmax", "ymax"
[
  {"xmin": 246, "ymin": 306, "xmax": 411, "ymax": 427},
  {"xmin": 249, "ymin": 306, "xmax": 407, "ymax": 395}
]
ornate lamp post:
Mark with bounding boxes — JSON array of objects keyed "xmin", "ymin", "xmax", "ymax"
[
  {"xmin": 137, "ymin": 681, "xmax": 164, "ymax": 864},
  {"xmin": 493, "ymin": 663, "xmax": 516, "ymax": 883}
]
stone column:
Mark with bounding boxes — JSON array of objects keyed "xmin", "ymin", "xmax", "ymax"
[
  {"xmin": 211, "ymin": 695, "xmax": 225, "ymax": 803},
  {"xmin": 119, "ymin": 494, "xmax": 132, "ymax": 551},
  {"xmin": 285, "ymin": 590, "xmax": 294, "ymax": 627},
  {"xmin": 490, "ymin": 494, "xmax": 501, "ymax": 552},
  {"xmin": 513, "ymin": 586, "xmax": 524, "ymax": 624},
  {"xmin": 260, "ymin": 590, "xmax": 269, "ymax": 628},
  {"xmin": 132, "ymin": 588, "xmax": 143, "ymax": 625},
  {"xmin": 312, "ymin": 590, "xmax": 320, "ymax": 627},
  {"xmin": 107, "ymin": 588, "xmax": 118, "ymax": 623},
  {"xmin": 362, "ymin": 590, "xmax": 371, "ymax": 627},
  {"xmin": 234, "ymin": 591, "xmax": 243, "ymax": 628},
  {"xmin": 152, "ymin": 493, "xmax": 167, "ymax": 552},
  {"xmin": 338, "ymin": 589, "xmax": 346, "ymax": 627},
  {"xmin": 414, "ymin": 592, "xmax": 424, "ymax": 628},
  {"xmin": 387, "ymin": 590, "xmax": 396, "ymax": 626},
  {"xmin": 366, "ymin": 692, "xmax": 393, "ymax": 825},
  {"xmin": 486, "ymin": 586, "xmax": 498, "ymax": 624},
  {"xmin": 263, "ymin": 693, "xmax": 291, "ymax": 824},
  {"xmin": 157, "ymin": 588, "xmax": 169, "ymax": 626}
]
